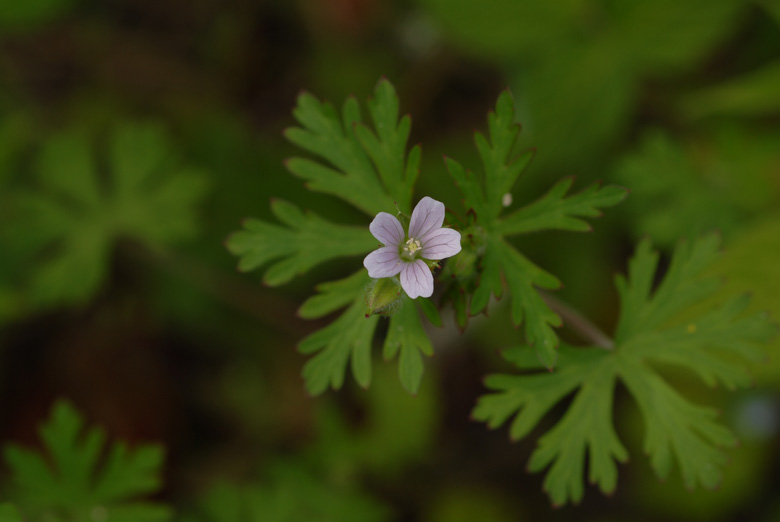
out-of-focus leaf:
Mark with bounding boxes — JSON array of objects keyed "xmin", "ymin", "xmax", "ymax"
[
  {"xmin": 612, "ymin": 0, "xmax": 742, "ymax": 74},
  {"xmin": 760, "ymin": 0, "xmax": 780, "ymax": 22},
  {"xmin": 682, "ymin": 60, "xmax": 780, "ymax": 118},
  {"xmin": 705, "ymin": 217, "xmax": 780, "ymax": 387},
  {"xmin": 3, "ymin": 400, "xmax": 170, "ymax": 520},
  {"xmin": 422, "ymin": 485, "xmax": 517, "ymax": 522},
  {"xmin": 193, "ymin": 463, "xmax": 390, "ymax": 522},
  {"xmin": 614, "ymin": 129, "xmax": 780, "ymax": 246},
  {"xmin": 311, "ymin": 362, "xmax": 438, "ymax": 478},
  {"xmin": 512, "ymin": 43, "xmax": 634, "ymax": 171},
  {"xmin": 4, "ymin": 123, "xmax": 207, "ymax": 308},
  {"xmin": 416, "ymin": 0, "xmax": 584, "ymax": 61}
]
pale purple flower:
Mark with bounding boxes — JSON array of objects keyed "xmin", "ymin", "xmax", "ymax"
[{"xmin": 363, "ymin": 197, "xmax": 462, "ymax": 299}]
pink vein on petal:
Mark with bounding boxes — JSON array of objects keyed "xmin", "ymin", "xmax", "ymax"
[
  {"xmin": 408, "ymin": 197, "xmax": 445, "ymax": 241},
  {"xmin": 400, "ymin": 259, "xmax": 433, "ymax": 299},
  {"xmin": 369, "ymin": 212, "xmax": 404, "ymax": 247},
  {"xmin": 364, "ymin": 247, "xmax": 403, "ymax": 278},
  {"xmin": 421, "ymin": 228, "xmax": 462, "ymax": 260}
]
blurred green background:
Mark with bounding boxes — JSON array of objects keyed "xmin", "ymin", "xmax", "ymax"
[{"xmin": 0, "ymin": 0, "xmax": 778, "ymax": 520}]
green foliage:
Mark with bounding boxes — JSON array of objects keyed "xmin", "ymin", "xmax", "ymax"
[
  {"xmin": 614, "ymin": 129, "xmax": 780, "ymax": 246},
  {"xmin": 230, "ymin": 80, "xmax": 445, "ymax": 395},
  {"xmin": 383, "ymin": 300, "xmax": 434, "ymax": 394},
  {"xmin": 449, "ymin": 91, "xmax": 626, "ymax": 366},
  {"xmin": 284, "ymin": 79, "xmax": 420, "ymax": 215},
  {"xmin": 187, "ymin": 463, "xmax": 390, "ymax": 522},
  {"xmin": 298, "ymin": 271, "xmax": 380, "ymax": 394},
  {"xmin": 3, "ymin": 123, "xmax": 207, "ymax": 309},
  {"xmin": 702, "ymin": 217, "xmax": 780, "ymax": 387},
  {"xmin": 3, "ymin": 400, "xmax": 170, "ymax": 521},
  {"xmin": 297, "ymin": 270, "xmax": 434, "ymax": 395},
  {"xmin": 420, "ymin": 0, "xmax": 744, "ymax": 170},
  {"xmin": 682, "ymin": 60, "xmax": 780, "ymax": 119},
  {"xmin": 226, "ymin": 200, "xmax": 377, "ymax": 285},
  {"xmin": 473, "ymin": 235, "xmax": 775, "ymax": 506}
]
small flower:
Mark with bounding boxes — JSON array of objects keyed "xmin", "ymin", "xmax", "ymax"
[{"xmin": 363, "ymin": 197, "xmax": 461, "ymax": 299}]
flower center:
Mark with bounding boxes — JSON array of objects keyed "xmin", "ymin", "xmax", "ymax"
[{"xmin": 402, "ymin": 237, "xmax": 422, "ymax": 259}]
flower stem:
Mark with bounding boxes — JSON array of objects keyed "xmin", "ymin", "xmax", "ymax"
[{"xmin": 540, "ymin": 291, "xmax": 614, "ymax": 350}]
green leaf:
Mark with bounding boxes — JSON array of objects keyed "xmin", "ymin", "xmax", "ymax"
[
  {"xmin": 703, "ymin": 217, "xmax": 780, "ymax": 387},
  {"xmin": 299, "ymin": 297, "xmax": 379, "ymax": 395},
  {"xmin": 5, "ymin": 123, "xmax": 207, "ymax": 308},
  {"xmin": 614, "ymin": 235, "xmax": 723, "ymax": 342},
  {"xmin": 471, "ymin": 235, "xmax": 562, "ymax": 367},
  {"xmin": 297, "ymin": 272, "xmax": 437, "ymax": 395},
  {"xmin": 451, "ymin": 90, "xmax": 623, "ymax": 365},
  {"xmin": 526, "ymin": 352, "xmax": 627, "ymax": 506},
  {"xmin": 613, "ymin": 0, "xmax": 742, "ymax": 74},
  {"xmin": 236, "ymin": 80, "xmax": 443, "ymax": 394},
  {"xmin": 497, "ymin": 177, "xmax": 627, "ymax": 235},
  {"xmin": 3, "ymin": 399, "xmax": 171, "ymax": 520},
  {"xmin": 473, "ymin": 236, "xmax": 775, "ymax": 506},
  {"xmin": 383, "ymin": 300, "xmax": 434, "ymax": 394},
  {"xmin": 285, "ymin": 79, "xmax": 419, "ymax": 215},
  {"xmin": 416, "ymin": 297, "xmax": 442, "ymax": 327},
  {"xmin": 613, "ymin": 129, "xmax": 780, "ymax": 246},
  {"xmin": 416, "ymin": 0, "xmax": 583, "ymax": 61},
  {"xmin": 619, "ymin": 357, "xmax": 737, "ymax": 489},
  {"xmin": 226, "ymin": 200, "xmax": 377, "ymax": 285},
  {"xmin": 297, "ymin": 270, "xmax": 369, "ymax": 319},
  {"xmin": 510, "ymin": 42, "xmax": 634, "ymax": 171},
  {"xmin": 448, "ymin": 89, "xmax": 533, "ymax": 225}
]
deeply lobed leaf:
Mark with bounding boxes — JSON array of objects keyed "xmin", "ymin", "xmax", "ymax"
[
  {"xmin": 296, "ymin": 271, "xmax": 439, "ymax": 395},
  {"xmin": 6, "ymin": 123, "xmax": 207, "ymax": 309},
  {"xmin": 3, "ymin": 400, "xmax": 170, "ymax": 520},
  {"xmin": 473, "ymin": 236, "xmax": 775, "ymax": 505},
  {"xmin": 299, "ymin": 298, "xmax": 379, "ymax": 394},
  {"xmin": 449, "ymin": 89, "xmax": 626, "ymax": 365},
  {"xmin": 383, "ymin": 301, "xmax": 434, "ymax": 394},
  {"xmin": 497, "ymin": 177, "xmax": 627, "ymax": 235},
  {"xmin": 470, "ymin": 235, "xmax": 562, "ymax": 367},
  {"xmin": 285, "ymin": 79, "xmax": 419, "ymax": 215},
  {"xmin": 227, "ymin": 200, "xmax": 376, "ymax": 286}
]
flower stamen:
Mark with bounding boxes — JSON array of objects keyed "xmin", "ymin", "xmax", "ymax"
[{"xmin": 404, "ymin": 237, "xmax": 422, "ymax": 256}]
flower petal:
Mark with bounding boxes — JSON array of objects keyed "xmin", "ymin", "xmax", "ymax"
[
  {"xmin": 369, "ymin": 212, "xmax": 404, "ymax": 247},
  {"xmin": 400, "ymin": 259, "xmax": 433, "ymax": 299},
  {"xmin": 421, "ymin": 228, "xmax": 462, "ymax": 260},
  {"xmin": 408, "ymin": 197, "xmax": 445, "ymax": 241},
  {"xmin": 363, "ymin": 247, "xmax": 403, "ymax": 278}
]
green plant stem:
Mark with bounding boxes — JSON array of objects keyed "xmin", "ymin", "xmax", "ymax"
[{"xmin": 540, "ymin": 291, "xmax": 614, "ymax": 349}]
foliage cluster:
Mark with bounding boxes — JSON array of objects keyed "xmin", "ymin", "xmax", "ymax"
[{"xmin": 0, "ymin": 0, "xmax": 778, "ymax": 519}]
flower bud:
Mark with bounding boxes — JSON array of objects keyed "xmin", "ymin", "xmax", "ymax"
[{"xmin": 364, "ymin": 278, "xmax": 403, "ymax": 317}]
